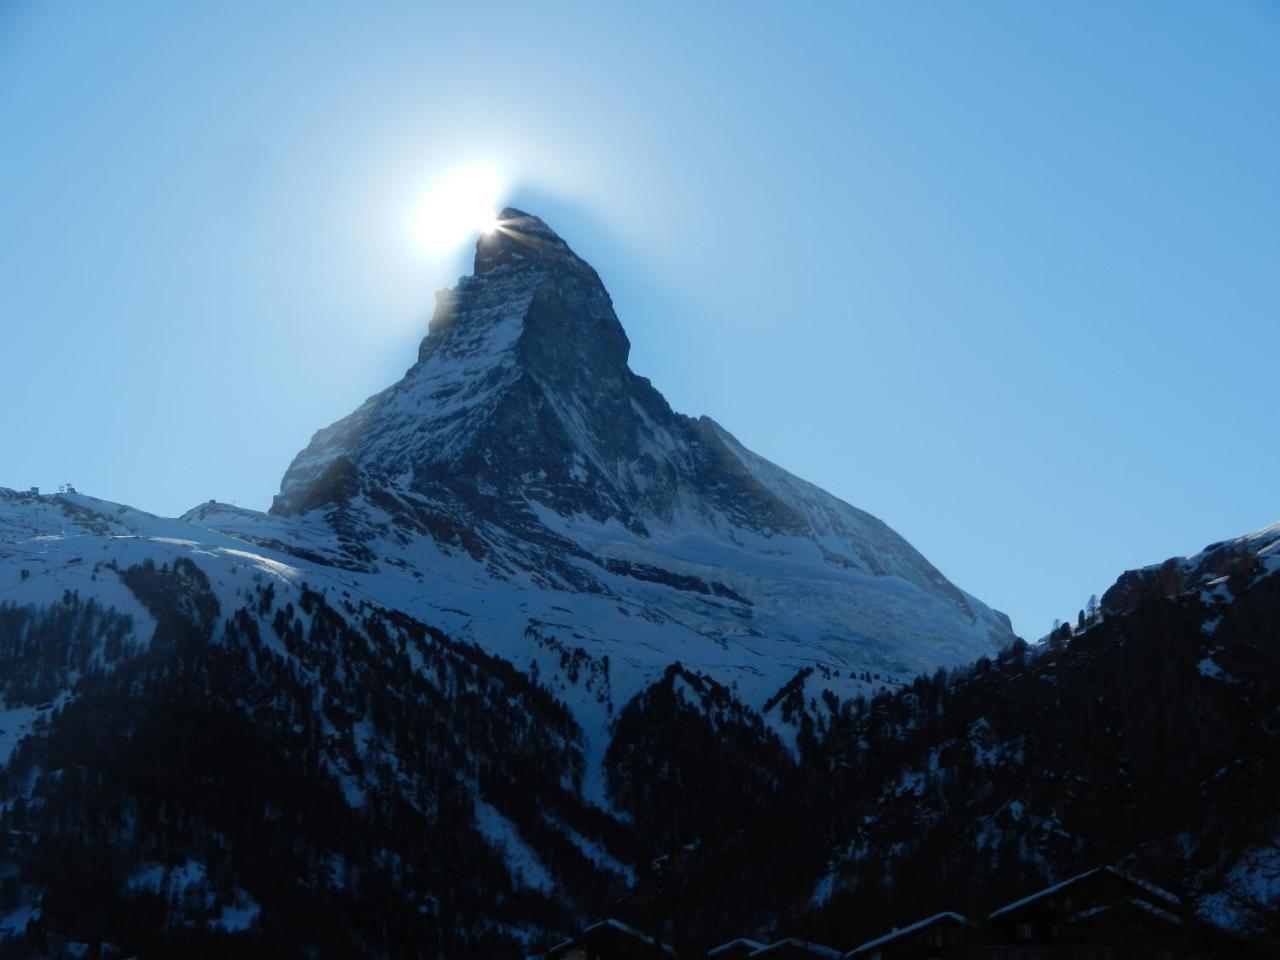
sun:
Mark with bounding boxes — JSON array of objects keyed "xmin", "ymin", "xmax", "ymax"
[{"xmin": 409, "ymin": 164, "xmax": 504, "ymax": 255}]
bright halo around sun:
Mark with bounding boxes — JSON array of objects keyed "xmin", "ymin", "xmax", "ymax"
[{"xmin": 409, "ymin": 164, "xmax": 504, "ymax": 256}]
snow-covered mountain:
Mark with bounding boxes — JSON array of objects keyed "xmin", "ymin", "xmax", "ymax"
[
  {"xmin": 0, "ymin": 209, "xmax": 1019, "ymax": 953},
  {"xmin": 0, "ymin": 208, "xmax": 1017, "ymax": 751},
  {"xmin": 19, "ymin": 209, "xmax": 1280, "ymax": 957},
  {"xmin": 261, "ymin": 208, "xmax": 1009, "ymax": 697}
]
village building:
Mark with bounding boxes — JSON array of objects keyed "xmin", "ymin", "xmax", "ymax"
[
  {"xmin": 546, "ymin": 867, "xmax": 1240, "ymax": 960},
  {"xmin": 973, "ymin": 864, "xmax": 1240, "ymax": 956},
  {"xmin": 980, "ymin": 864, "xmax": 1187, "ymax": 954},
  {"xmin": 747, "ymin": 938, "xmax": 843, "ymax": 959},
  {"xmin": 546, "ymin": 918, "xmax": 675, "ymax": 960},
  {"xmin": 707, "ymin": 938, "xmax": 767, "ymax": 959},
  {"xmin": 837, "ymin": 866, "xmax": 1241, "ymax": 958},
  {"xmin": 844, "ymin": 911, "xmax": 969, "ymax": 959}
]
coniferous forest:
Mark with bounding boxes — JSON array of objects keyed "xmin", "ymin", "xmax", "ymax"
[{"xmin": 0, "ymin": 545, "xmax": 1277, "ymax": 957}]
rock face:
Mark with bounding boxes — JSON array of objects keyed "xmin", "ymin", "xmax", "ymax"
[
  {"xmin": 1101, "ymin": 525, "xmax": 1280, "ymax": 616},
  {"xmin": 274, "ymin": 207, "xmax": 813, "ymax": 541},
  {"xmin": 270, "ymin": 208, "xmax": 1011, "ymax": 684}
]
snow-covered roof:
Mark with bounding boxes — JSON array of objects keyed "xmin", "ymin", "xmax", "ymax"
[
  {"xmin": 1068, "ymin": 896, "xmax": 1183, "ymax": 927},
  {"xmin": 988, "ymin": 866, "xmax": 1179, "ymax": 920},
  {"xmin": 708, "ymin": 938, "xmax": 767, "ymax": 957},
  {"xmin": 747, "ymin": 939, "xmax": 842, "ymax": 959},
  {"xmin": 844, "ymin": 912, "xmax": 967, "ymax": 956},
  {"xmin": 546, "ymin": 918, "xmax": 675, "ymax": 957}
]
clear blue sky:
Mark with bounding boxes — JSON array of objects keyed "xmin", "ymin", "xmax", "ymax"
[{"xmin": 2, "ymin": 2, "xmax": 1277, "ymax": 639}]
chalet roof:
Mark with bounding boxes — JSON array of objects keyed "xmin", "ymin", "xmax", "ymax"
[
  {"xmin": 844, "ymin": 912, "xmax": 967, "ymax": 957},
  {"xmin": 547, "ymin": 918, "xmax": 676, "ymax": 958},
  {"xmin": 748, "ymin": 939, "xmax": 842, "ymax": 959},
  {"xmin": 987, "ymin": 866, "xmax": 1180, "ymax": 921},
  {"xmin": 1068, "ymin": 896, "xmax": 1183, "ymax": 927},
  {"xmin": 708, "ymin": 938, "xmax": 768, "ymax": 957}
]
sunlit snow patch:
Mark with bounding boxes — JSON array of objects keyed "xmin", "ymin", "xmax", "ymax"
[{"xmin": 214, "ymin": 547, "xmax": 300, "ymax": 581}]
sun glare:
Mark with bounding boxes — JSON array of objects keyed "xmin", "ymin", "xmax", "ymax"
[{"xmin": 410, "ymin": 165, "xmax": 503, "ymax": 255}]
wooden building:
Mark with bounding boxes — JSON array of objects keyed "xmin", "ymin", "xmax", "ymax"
[
  {"xmin": 844, "ymin": 911, "xmax": 969, "ymax": 960},
  {"xmin": 546, "ymin": 919, "xmax": 676, "ymax": 960},
  {"xmin": 838, "ymin": 866, "xmax": 1238, "ymax": 958},
  {"xmin": 980, "ymin": 865, "xmax": 1186, "ymax": 955},
  {"xmin": 972, "ymin": 864, "xmax": 1241, "ymax": 957},
  {"xmin": 544, "ymin": 867, "xmax": 1238, "ymax": 960}
]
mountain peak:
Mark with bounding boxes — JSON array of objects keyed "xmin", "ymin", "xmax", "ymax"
[
  {"xmin": 426, "ymin": 206, "xmax": 629, "ymax": 366},
  {"xmin": 268, "ymin": 210, "xmax": 1011, "ymax": 671},
  {"xmin": 474, "ymin": 207, "xmax": 584, "ymax": 276}
]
